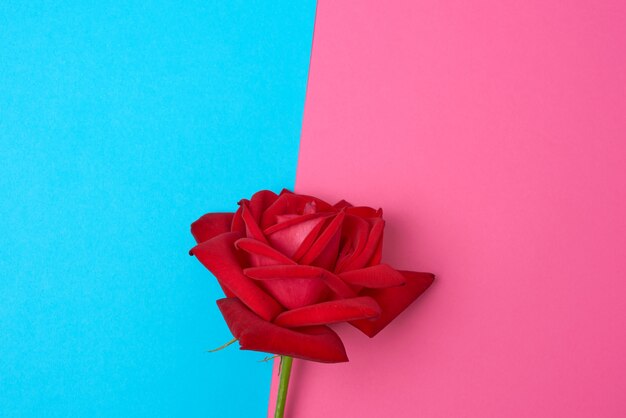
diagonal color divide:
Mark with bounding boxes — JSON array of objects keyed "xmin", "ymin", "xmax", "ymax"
[
  {"xmin": 271, "ymin": 0, "xmax": 626, "ymax": 416},
  {"xmin": 0, "ymin": 1, "xmax": 316, "ymax": 417}
]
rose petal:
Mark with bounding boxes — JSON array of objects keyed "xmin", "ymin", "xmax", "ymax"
[
  {"xmin": 264, "ymin": 213, "xmax": 329, "ymax": 258},
  {"xmin": 345, "ymin": 206, "xmax": 383, "ymax": 218},
  {"xmin": 260, "ymin": 192, "xmax": 334, "ymax": 229},
  {"xmin": 267, "ymin": 278, "xmax": 329, "ymax": 310},
  {"xmin": 217, "ymin": 298, "xmax": 348, "ymax": 363},
  {"xmin": 191, "ymin": 213, "xmax": 235, "ymax": 244},
  {"xmin": 302, "ymin": 201, "xmax": 317, "ymax": 215},
  {"xmin": 190, "ymin": 232, "xmax": 282, "ymax": 321},
  {"xmin": 299, "ymin": 211, "xmax": 345, "ymax": 269},
  {"xmin": 231, "ymin": 206, "xmax": 245, "ymax": 235},
  {"xmin": 291, "ymin": 217, "xmax": 330, "ymax": 261},
  {"xmin": 244, "ymin": 264, "xmax": 322, "ymax": 280},
  {"xmin": 265, "ymin": 213, "xmax": 325, "ymax": 236},
  {"xmin": 333, "ymin": 199, "xmax": 352, "ymax": 209},
  {"xmin": 367, "ymin": 236, "xmax": 384, "ymax": 267},
  {"xmin": 350, "ymin": 270, "xmax": 434, "ymax": 337},
  {"xmin": 340, "ymin": 218, "xmax": 385, "ymax": 272},
  {"xmin": 241, "ymin": 264, "xmax": 327, "ymax": 309},
  {"xmin": 241, "ymin": 202, "xmax": 268, "ymax": 243},
  {"xmin": 244, "ymin": 265, "xmax": 356, "ymax": 299},
  {"xmin": 234, "ymin": 238, "xmax": 295, "ymax": 267},
  {"xmin": 339, "ymin": 264, "xmax": 406, "ymax": 288},
  {"xmin": 274, "ymin": 296, "xmax": 381, "ymax": 328},
  {"xmin": 247, "ymin": 190, "xmax": 279, "ymax": 220},
  {"xmin": 335, "ymin": 214, "xmax": 371, "ymax": 273}
]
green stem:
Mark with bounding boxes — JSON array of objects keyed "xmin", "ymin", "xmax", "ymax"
[
  {"xmin": 207, "ymin": 338, "xmax": 237, "ymax": 353},
  {"xmin": 274, "ymin": 356, "xmax": 293, "ymax": 418}
]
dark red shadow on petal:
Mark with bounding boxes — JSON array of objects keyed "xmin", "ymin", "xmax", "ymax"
[
  {"xmin": 217, "ymin": 298, "xmax": 348, "ymax": 363},
  {"xmin": 335, "ymin": 215, "xmax": 369, "ymax": 273},
  {"xmin": 340, "ymin": 218, "xmax": 385, "ymax": 272},
  {"xmin": 350, "ymin": 271, "xmax": 434, "ymax": 337}
]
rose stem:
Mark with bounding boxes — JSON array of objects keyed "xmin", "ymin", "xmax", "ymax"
[{"xmin": 274, "ymin": 356, "xmax": 293, "ymax": 418}]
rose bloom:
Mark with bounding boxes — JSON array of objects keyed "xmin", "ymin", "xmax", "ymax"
[{"xmin": 190, "ymin": 189, "xmax": 433, "ymax": 363}]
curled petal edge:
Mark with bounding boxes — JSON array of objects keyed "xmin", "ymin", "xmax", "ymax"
[
  {"xmin": 350, "ymin": 271, "xmax": 434, "ymax": 337},
  {"xmin": 217, "ymin": 297, "xmax": 349, "ymax": 363}
]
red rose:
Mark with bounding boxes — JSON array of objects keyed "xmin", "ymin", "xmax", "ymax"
[{"xmin": 190, "ymin": 189, "xmax": 434, "ymax": 363}]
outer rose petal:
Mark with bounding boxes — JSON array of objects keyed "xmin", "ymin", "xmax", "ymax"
[
  {"xmin": 335, "ymin": 215, "xmax": 370, "ymax": 273},
  {"xmin": 241, "ymin": 202, "xmax": 268, "ymax": 243},
  {"xmin": 190, "ymin": 232, "xmax": 283, "ymax": 321},
  {"xmin": 244, "ymin": 265, "xmax": 356, "ymax": 298},
  {"xmin": 231, "ymin": 206, "xmax": 245, "ymax": 235},
  {"xmin": 274, "ymin": 296, "xmax": 381, "ymax": 328},
  {"xmin": 234, "ymin": 191, "xmax": 279, "ymax": 234},
  {"xmin": 340, "ymin": 218, "xmax": 385, "ymax": 272},
  {"xmin": 191, "ymin": 213, "xmax": 234, "ymax": 244},
  {"xmin": 243, "ymin": 265, "xmax": 329, "ymax": 310},
  {"xmin": 234, "ymin": 238, "xmax": 296, "ymax": 267},
  {"xmin": 332, "ymin": 199, "xmax": 352, "ymax": 209},
  {"xmin": 247, "ymin": 190, "xmax": 279, "ymax": 221},
  {"xmin": 350, "ymin": 270, "xmax": 434, "ymax": 337},
  {"xmin": 217, "ymin": 298, "xmax": 348, "ymax": 363},
  {"xmin": 367, "ymin": 235, "xmax": 384, "ymax": 267},
  {"xmin": 256, "ymin": 277, "xmax": 328, "ymax": 310},
  {"xmin": 339, "ymin": 264, "xmax": 406, "ymax": 288},
  {"xmin": 345, "ymin": 206, "xmax": 383, "ymax": 219}
]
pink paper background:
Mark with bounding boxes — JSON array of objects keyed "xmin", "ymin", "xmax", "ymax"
[{"xmin": 270, "ymin": 0, "xmax": 626, "ymax": 416}]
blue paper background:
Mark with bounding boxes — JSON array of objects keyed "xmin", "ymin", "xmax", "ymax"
[{"xmin": 0, "ymin": 1, "xmax": 315, "ymax": 416}]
